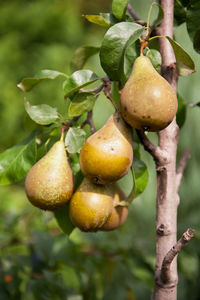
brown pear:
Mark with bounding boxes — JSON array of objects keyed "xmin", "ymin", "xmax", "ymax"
[
  {"xmin": 120, "ymin": 55, "xmax": 178, "ymax": 131},
  {"xmin": 69, "ymin": 178, "xmax": 113, "ymax": 232},
  {"xmin": 79, "ymin": 111, "xmax": 133, "ymax": 185},
  {"xmin": 100, "ymin": 183, "xmax": 128, "ymax": 231},
  {"xmin": 25, "ymin": 139, "xmax": 74, "ymax": 211}
]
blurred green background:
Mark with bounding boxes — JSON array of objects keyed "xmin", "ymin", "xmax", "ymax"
[{"xmin": 0, "ymin": 0, "xmax": 199, "ymax": 299}]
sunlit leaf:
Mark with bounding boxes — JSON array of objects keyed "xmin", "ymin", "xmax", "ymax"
[
  {"xmin": 63, "ymin": 70, "xmax": 99, "ymax": 98},
  {"xmin": 166, "ymin": 37, "xmax": 195, "ymax": 76},
  {"xmin": 68, "ymin": 93, "xmax": 96, "ymax": 118},
  {"xmin": 112, "ymin": 0, "xmax": 128, "ymax": 21},
  {"xmin": 17, "ymin": 69, "xmax": 67, "ymax": 92},
  {"xmin": 100, "ymin": 22, "xmax": 144, "ymax": 83},
  {"xmin": 65, "ymin": 127, "xmax": 86, "ymax": 154},
  {"xmin": 84, "ymin": 13, "xmax": 117, "ymax": 27},
  {"xmin": 24, "ymin": 101, "xmax": 59, "ymax": 125},
  {"xmin": 152, "ymin": 3, "xmax": 164, "ymax": 27},
  {"xmin": 0, "ymin": 132, "xmax": 37, "ymax": 185},
  {"xmin": 70, "ymin": 46, "xmax": 100, "ymax": 72}
]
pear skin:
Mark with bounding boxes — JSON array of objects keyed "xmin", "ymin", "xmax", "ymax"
[
  {"xmin": 25, "ymin": 140, "xmax": 74, "ymax": 211},
  {"xmin": 69, "ymin": 178, "xmax": 113, "ymax": 232},
  {"xmin": 120, "ymin": 55, "xmax": 178, "ymax": 131},
  {"xmin": 100, "ymin": 183, "xmax": 128, "ymax": 231},
  {"xmin": 79, "ymin": 111, "xmax": 133, "ymax": 184}
]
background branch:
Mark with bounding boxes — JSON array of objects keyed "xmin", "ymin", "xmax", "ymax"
[{"xmin": 176, "ymin": 149, "xmax": 190, "ymax": 191}]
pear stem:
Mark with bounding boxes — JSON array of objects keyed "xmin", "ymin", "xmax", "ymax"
[{"xmin": 60, "ymin": 126, "xmax": 65, "ymax": 141}]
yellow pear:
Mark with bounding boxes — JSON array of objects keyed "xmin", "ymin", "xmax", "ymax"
[
  {"xmin": 25, "ymin": 139, "xmax": 74, "ymax": 211},
  {"xmin": 69, "ymin": 178, "xmax": 113, "ymax": 232},
  {"xmin": 79, "ymin": 111, "xmax": 133, "ymax": 184},
  {"xmin": 120, "ymin": 55, "xmax": 178, "ymax": 131},
  {"xmin": 100, "ymin": 183, "xmax": 128, "ymax": 231}
]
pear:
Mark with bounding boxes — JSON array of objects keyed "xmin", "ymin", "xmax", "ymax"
[
  {"xmin": 79, "ymin": 111, "xmax": 133, "ymax": 185},
  {"xmin": 120, "ymin": 55, "xmax": 178, "ymax": 131},
  {"xmin": 100, "ymin": 183, "xmax": 128, "ymax": 231},
  {"xmin": 25, "ymin": 139, "xmax": 74, "ymax": 211},
  {"xmin": 69, "ymin": 178, "xmax": 113, "ymax": 232}
]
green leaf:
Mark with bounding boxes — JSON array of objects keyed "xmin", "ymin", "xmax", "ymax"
[
  {"xmin": 166, "ymin": 37, "xmax": 195, "ymax": 76},
  {"xmin": 70, "ymin": 46, "xmax": 100, "ymax": 72},
  {"xmin": 84, "ymin": 13, "xmax": 117, "ymax": 27},
  {"xmin": 145, "ymin": 49, "xmax": 162, "ymax": 71},
  {"xmin": 17, "ymin": 69, "xmax": 67, "ymax": 92},
  {"xmin": 65, "ymin": 127, "xmax": 86, "ymax": 154},
  {"xmin": 176, "ymin": 94, "xmax": 187, "ymax": 128},
  {"xmin": 133, "ymin": 157, "xmax": 149, "ymax": 198},
  {"xmin": 0, "ymin": 132, "xmax": 37, "ymax": 185},
  {"xmin": 63, "ymin": 70, "xmax": 99, "ymax": 98},
  {"xmin": 99, "ymin": 22, "xmax": 144, "ymax": 83},
  {"xmin": 24, "ymin": 101, "xmax": 59, "ymax": 125},
  {"xmin": 112, "ymin": 0, "xmax": 128, "ymax": 21},
  {"xmin": 54, "ymin": 204, "xmax": 75, "ymax": 235},
  {"xmin": 186, "ymin": 2, "xmax": 200, "ymax": 53},
  {"xmin": 124, "ymin": 41, "xmax": 140, "ymax": 79},
  {"xmin": 68, "ymin": 93, "xmax": 96, "ymax": 118},
  {"xmin": 152, "ymin": 3, "xmax": 164, "ymax": 27}
]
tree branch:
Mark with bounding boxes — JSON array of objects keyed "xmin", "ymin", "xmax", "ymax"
[
  {"xmin": 81, "ymin": 110, "xmax": 96, "ymax": 133},
  {"xmin": 160, "ymin": 228, "xmax": 195, "ymax": 284},
  {"xmin": 176, "ymin": 149, "xmax": 190, "ymax": 191},
  {"xmin": 127, "ymin": 4, "xmax": 145, "ymax": 24},
  {"xmin": 136, "ymin": 130, "xmax": 167, "ymax": 165}
]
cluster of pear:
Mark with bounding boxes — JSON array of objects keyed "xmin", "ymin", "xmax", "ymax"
[{"xmin": 25, "ymin": 55, "xmax": 178, "ymax": 232}]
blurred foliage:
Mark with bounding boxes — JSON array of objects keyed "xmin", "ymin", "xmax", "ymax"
[{"xmin": 0, "ymin": 0, "xmax": 200, "ymax": 299}]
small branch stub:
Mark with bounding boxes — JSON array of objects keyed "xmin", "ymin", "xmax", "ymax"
[{"xmin": 160, "ymin": 228, "xmax": 195, "ymax": 285}]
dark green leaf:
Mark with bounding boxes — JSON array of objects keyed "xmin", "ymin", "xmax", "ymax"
[
  {"xmin": 65, "ymin": 127, "xmax": 86, "ymax": 154},
  {"xmin": 100, "ymin": 22, "xmax": 144, "ymax": 83},
  {"xmin": 84, "ymin": 13, "xmax": 117, "ymax": 27},
  {"xmin": 176, "ymin": 94, "xmax": 187, "ymax": 128},
  {"xmin": 145, "ymin": 49, "xmax": 161, "ymax": 71},
  {"xmin": 17, "ymin": 69, "xmax": 67, "ymax": 92},
  {"xmin": 166, "ymin": 37, "xmax": 195, "ymax": 76},
  {"xmin": 54, "ymin": 204, "xmax": 75, "ymax": 235},
  {"xmin": 174, "ymin": 0, "xmax": 187, "ymax": 25},
  {"xmin": 24, "ymin": 101, "xmax": 59, "ymax": 125},
  {"xmin": 0, "ymin": 132, "xmax": 37, "ymax": 185},
  {"xmin": 133, "ymin": 157, "xmax": 149, "ymax": 198},
  {"xmin": 124, "ymin": 41, "xmax": 140, "ymax": 79},
  {"xmin": 63, "ymin": 70, "xmax": 99, "ymax": 98},
  {"xmin": 68, "ymin": 93, "xmax": 96, "ymax": 118},
  {"xmin": 112, "ymin": 0, "xmax": 128, "ymax": 21},
  {"xmin": 70, "ymin": 46, "xmax": 100, "ymax": 72},
  {"xmin": 186, "ymin": 2, "xmax": 200, "ymax": 53}
]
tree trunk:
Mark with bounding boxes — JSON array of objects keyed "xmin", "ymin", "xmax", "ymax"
[{"xmin": 152, "ymin": 0, "xmax": 179, "ymax": 299}]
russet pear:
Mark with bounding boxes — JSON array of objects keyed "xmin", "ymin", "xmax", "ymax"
[
  {"xmin": 79, "ymin": 111, "xmax": 133, "ymax": 185},
  {"xmin": 100, "ymin": 183, "xmax": 128, "ymax": 231},
  {"xmin": 25, "ymin": 139, "xmax": 74, "ymax": 211},
  {"xmin": 120, "ymin": 55, "xmax": 178, "ymax": 131},
  {"xmin": 69, "ymin": 178, "xmax": 113, "ymax": 232}
]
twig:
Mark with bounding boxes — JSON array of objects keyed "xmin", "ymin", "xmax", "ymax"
[
  {"xmin": 160, "ymin": 228, "xmax": 195, "ymax": 284},
  {"xmin": 80, "ymin": 83, "xmax": 104, "ymax": 94},
  {"xmin": 127, "ymin": 4, "xmax": 144, "ymax": 24},
  {"xmin": 81, "ymin": 110, "xmax": 96, "ymax": 133},
  {"xmin": 102, "ymin": 77, "xmax": 118, "ymax": 110},
  {"xmin": 176, "ymin": 149, "xmax": 190, "ymax": 191},
  {"xmin": 136, "ymin": 129, "xmax": 167, "ymax": 165}
]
